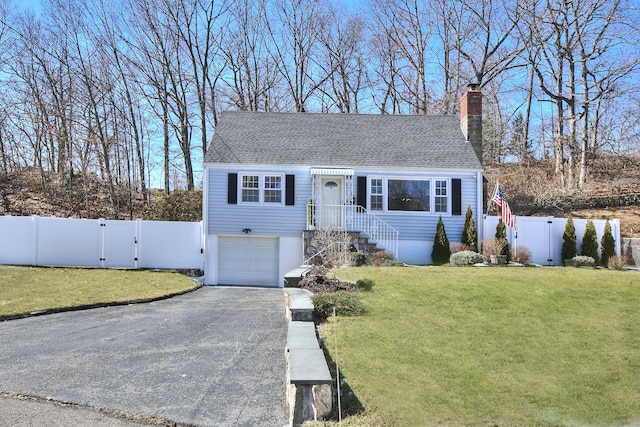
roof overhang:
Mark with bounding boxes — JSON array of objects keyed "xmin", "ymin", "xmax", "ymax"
[{"xmin": 310, "ymin": 168, "xmax": 354, "ymax": 176}]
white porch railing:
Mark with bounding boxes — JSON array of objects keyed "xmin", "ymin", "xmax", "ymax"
[{"xmin": 307, "ymin": 204, "xmax": 399, "ymax": 259}]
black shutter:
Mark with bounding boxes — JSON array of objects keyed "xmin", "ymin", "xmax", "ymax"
[
  {"xmin": 285, "ymin": 174, "xmax": 295, "ymax": 205},
  {"xmin": 228, "ymin": 173, "xmax": 238, "ymax": 204},
  {"xmin": 452, "ymin": 178, "xmax": 462, "ymax": 216},
  {"xmin": 356, "ymin": 176, "xmax": 367, "ymax": 209}
]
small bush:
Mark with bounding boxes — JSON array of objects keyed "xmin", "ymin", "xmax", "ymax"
[
  {"xmin": 607, "ymin": 254, "xmax": 628, "ymax": 270},
  {"xmin": 512, "ymin": 245, "xmax": 532, "ymax": 264},
  {"xmin": 573, "ymin": 255, "xmax": 596, "ymax": 267},
  {"xmin": 349, "ymin": 252, "xmax": 367, "ymax": 267},
  {"xmin": 450, "ymin": 250, "xmax": 484, "ymax": 266},
  {"xmin": 451, "ymin": 243, "xmax": 470, "ymax": 254},
  {"xmin": 312, "ymin": 291, "xmax": 364, "ymax": 321},
  {"xmin": 356, "ymin": 278, "xmax": 375, "ymax": 292},
  {"xmin": 383, "ymin": 259, "xmax": 405, "ymax": 267},
  {"xmin": 481, "ymin": 238, "xmax": 507, "ymax": 262},
  {"xmin": 142, "ymin": 190, "xmax": 202, "ymax": 221},
  {"xmin": 370, "ymin": 251, "xmax": 394, "ymax": 266}
]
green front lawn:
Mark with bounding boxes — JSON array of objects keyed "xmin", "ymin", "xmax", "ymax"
[
  {"xmin": 0, "ymin": 266, "xmax": 199, "ymax": 318},
  {"xmin": 317, "ymin": 266, "xmax": 640, "ymax": 426}
]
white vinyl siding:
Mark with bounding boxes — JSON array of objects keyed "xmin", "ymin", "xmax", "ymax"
[{"xmin": 208, "ymin": 169, "xmax": 308, "ymax": 237}]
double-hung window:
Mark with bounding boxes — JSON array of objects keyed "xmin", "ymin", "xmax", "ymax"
[
  {"xmin": 370, "ymin": 178, "xmax": 383, "ymax": 211},
  {"xmin": 241, "ymin": 174, "xmax": 259, "ymax": 202},
  {"xmin": 434, "ymin": 179, "xmax": 448, "ymax": 213},
  {"xmin": 263, "ymin": 175, "xmax": 282, "ymax": 203},
  {"xmin": 240, "ymin": 174, "xmax": 283, "ymax": 204}
]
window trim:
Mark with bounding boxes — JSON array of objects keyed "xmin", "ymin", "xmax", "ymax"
[
  {"xmin": 368, "ymin": 177, "xmax": 451, "ymax": 215},
  {"xmin": 238, "ymin": 173, "xmax": 285, "ymax": 206}
]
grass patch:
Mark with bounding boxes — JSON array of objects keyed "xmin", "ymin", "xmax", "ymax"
[
  {"xmin": 316, "ymin": 266, "xmax": 640, "ymax": 426},
  {"xmin": 0, "ymin": 266, "xmax": 199, "ymax": 318}
]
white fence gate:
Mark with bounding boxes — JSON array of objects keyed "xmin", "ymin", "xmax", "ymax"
[
  {"xmin": 0, "ymin": 215, "xmax": 203, "ymax": 270},
  {"xmin": 483, "ymin": 215, "xmax": 621, "ymax": 266}
]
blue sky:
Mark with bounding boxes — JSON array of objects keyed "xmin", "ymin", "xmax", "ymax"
[{"xmin": 16, "ymin": 0, "xmax": 41, "ymax": 14}]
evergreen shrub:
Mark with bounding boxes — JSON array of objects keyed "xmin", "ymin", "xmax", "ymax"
[
  {"xmin": 562, "ymin": 216, "xmax": 578, "ymax": 264},
  {"xmin": 311, "ymin": 291, "xmax": 364, "ymax": 321},
  {"xmin": 600, "ymin": 220, "xmax": 616, "ymax": 267},
  {"xmin": 356, "ymin": 278, "xmax": 375, "ymax": 292},
  {"xmin": 349, "ymin": 252, "xmax": 367, "ymax": 267},
  {"xmin": 431, "ymin": 216, "xmax": 451, "ymax": 265},
  {"xmin": 450, "ymin": 250, "xmax": 484, "ymax": 266},
  {"xmin": 573, "ymin": 255, "xmax": 596, "ymax": 267},
  {"xmin": 581, "ymin": 219, "xmax": 599, "ymax": 264},
  {"xmin": 461, "ymin": 205, "xmax": 478, "ymax": 252}
]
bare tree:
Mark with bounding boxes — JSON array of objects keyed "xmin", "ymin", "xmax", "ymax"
[
  {"xmin": 91, "ymin": 0, "xmax": 149, "ymax": 203},
  {"xmin": 265, "ymin": 0, "xmax": 331, "ymax": 112},
  {"xmin": 317, "ymin": 5, "xmax": 367, "ymax": 113},
  {"xmin": 457, "ymin": 0, "xmax": 524, "ymax": 87},
  {"xmin": 523, "ymin": 0, "xmax": 640, "ymax": 188},
  {"xmin": 368, "ymin": 0, "xmax": 433, "ymax": 114},
  {"xmin": 165, "ymin": 0, "xmax": 228, "ymax": 157},
  {"xmin": 220, "ymin": 0, "xmax": 282, "ymax": 111},
  {"xmin": 431, "ymin": 0, "xmax": 467, "ymax": 114},
  {"xmin": 126, "ymin": 0, "xmax": 178, "ymax": 193}
]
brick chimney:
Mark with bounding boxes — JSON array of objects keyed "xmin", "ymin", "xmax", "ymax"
[{"xmin": 460, "ymin": 83, "xmax": 483, "ymax": 164}]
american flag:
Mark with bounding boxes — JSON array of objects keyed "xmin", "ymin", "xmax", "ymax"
[{"xmin": 491, "ymin": 183, "xmax": 516, "ymax": 228}]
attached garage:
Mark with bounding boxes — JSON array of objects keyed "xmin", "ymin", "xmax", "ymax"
[{"xmin": 217, "ymin": 236, "xmax": 280, "ymax": 287}]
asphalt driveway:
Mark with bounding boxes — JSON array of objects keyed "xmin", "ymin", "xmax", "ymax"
[{"xmin": 0, "ymin": 286, "xmax": 289, "ymax": 426}]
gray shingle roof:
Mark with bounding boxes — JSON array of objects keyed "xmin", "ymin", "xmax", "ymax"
[{"xmin": 204, "ymin": 111, "xmax": 482, "ymax": 170}]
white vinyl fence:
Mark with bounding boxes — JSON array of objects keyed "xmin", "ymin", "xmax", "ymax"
[
  {"xmin": 483, "ymin": 215, "xmax": 621, "ymax": 266},
  {"xmin": 0, "ymin": 215, "xmax": 203, "ymax": 270}
]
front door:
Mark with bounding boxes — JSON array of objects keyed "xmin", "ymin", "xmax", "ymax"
[{"xmin": 320, "ymin": 177, "xmax": 343, "ymax": 228}]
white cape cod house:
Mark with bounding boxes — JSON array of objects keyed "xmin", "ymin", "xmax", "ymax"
[{"xmin": 202, "ymin": 86, "xmax": 484, "ymax": 286}]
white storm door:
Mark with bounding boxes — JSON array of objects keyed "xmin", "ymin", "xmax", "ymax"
[{"xmin": 320, "ymin": 177, "xmax": 344, "ymax": 228}]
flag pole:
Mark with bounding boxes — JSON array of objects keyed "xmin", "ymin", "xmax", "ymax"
[{"xmin": 491, "ymin": 181, "xmax": 499, "ymax": 215}]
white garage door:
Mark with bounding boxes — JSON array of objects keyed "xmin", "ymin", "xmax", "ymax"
[{"xmin": 218, "ymin": 236, "xmax": 280, "ymax": 287}]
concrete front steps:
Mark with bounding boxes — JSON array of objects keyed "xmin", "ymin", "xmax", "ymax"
[
  {"xmin": 283, "ymin": 266, "xmax": 313, "ymax": 289},
  {"xmin": 284, "ymin": 288, "xmax": 333, "ymax": 426},
  {"xmin": 302, "ymin": 230, "xmax": 383, "ymax": 261}
]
